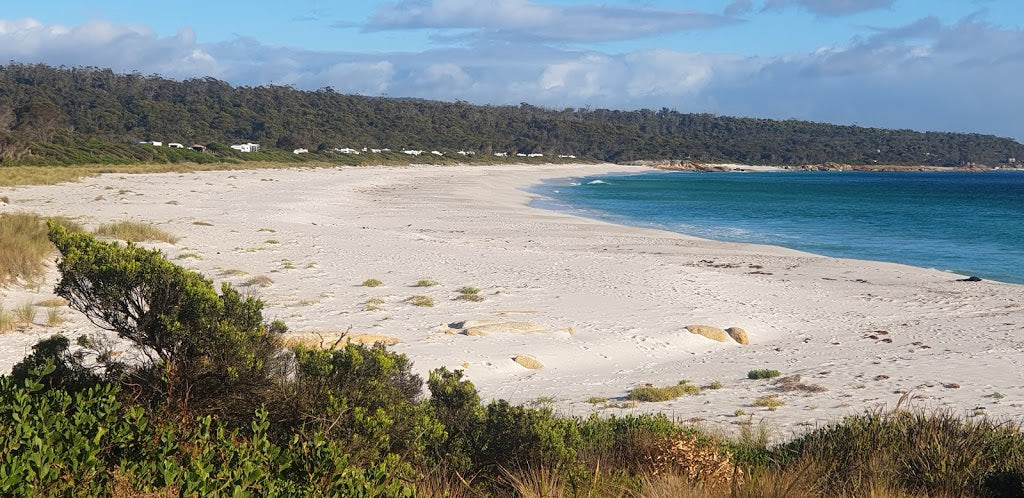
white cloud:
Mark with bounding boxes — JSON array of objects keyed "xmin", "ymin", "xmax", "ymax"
[
  {"xmin": 367, "ymin": 0, "xmax": 737, "ymax": 42},
  {"xmin": 762, "ymin": 0, "xmax": 896, "ymax": 16}
]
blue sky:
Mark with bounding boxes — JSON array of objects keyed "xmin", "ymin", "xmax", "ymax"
[{"xmin": 2, "ymin": 1, "xmax": 1022, "ymax": 141}]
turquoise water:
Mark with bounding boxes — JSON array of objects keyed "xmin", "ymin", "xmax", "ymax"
[{"xmin": 531, "ymin": 171, "xmax": 1024, "ymax": 284}]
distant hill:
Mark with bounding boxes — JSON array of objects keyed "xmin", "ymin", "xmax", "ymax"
[{"xmin": 1, "ymin": 62, "xmax": 1022, "ymax": 166}]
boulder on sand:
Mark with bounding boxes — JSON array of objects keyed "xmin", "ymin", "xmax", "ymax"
[
  {"xmin": 726, "ymin": 327, "xmax": 749, "ymax": 345},
  {"xmin": 686, "ymin": 325, "xmax": 731, "ymax": 343},
  {"xmin": 513, "ymin": 354, "xmax": 543, "ymax": 369}
]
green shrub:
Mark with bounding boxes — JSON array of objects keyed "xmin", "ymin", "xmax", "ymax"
[
  {"xmin": 48, "ymin": 223, "xmax": 282, "ymax": 417},
  {"xmin": 627, "ymin": 381, "xmax": 699, "ymax": 402},
  {"xmin": 362, "ymin": 278, "xmax": 383, "ymax": 287},
  {"xmin": 747, "ymin": 369, "xmax": 782, "ymax": 380},
  {"xmin": 414, "ymin": 279, "xmax": 439, "ymax": 287},
  {"xmin": 405, "ymin": 295, "xmax": 434, "ymax": 307}
]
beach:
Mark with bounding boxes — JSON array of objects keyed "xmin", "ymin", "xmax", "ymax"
[{"xmin": 2, "ymin": 163, "xmax": 1023, "ymax": 437}]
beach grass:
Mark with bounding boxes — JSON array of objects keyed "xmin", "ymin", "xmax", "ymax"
[
  {"xmin": 628, "ymin": 380, "xmax": 700, "ymax": 402},
  {"xmin": 95, "ymin": 220, "xmax": 179, "ymax": 243},
  {"xmin": 243, "ymin": 275, "xmax": 274, "ymax": 287},
  {"xmin": 405, "ymin": 295, "xmax": 435, "ymax": 307},
  {"xmin": 748, "ymin": 369, "xmax": 782, "ymax": 380},
  {"xmin": 414, "ymin": 279, "xmax": 439, "ymax": 287},
  {"xmin": 0, "ymin": 213, "xmax": 83, "ymax": 286},
  {"xmin": 362, "ymin": 278, "xmax": 383, "ymax": 288}
]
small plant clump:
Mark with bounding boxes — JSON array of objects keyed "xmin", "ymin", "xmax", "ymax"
[
  {"xmin": 586, "ymin": 396, "xmax": 609, "ymax": 405},
  {"xmin": 362, "ymin": 278, "xmax": 383, "ymax": 288},
  {"xmin": 364, "ymin": 297, "xmax": 385, "ymax": 311},
  {"xmin": 415, "ymin": 279, "xmax": 439, "ymax": 287},
  {"xmin": 243, "ymin": 275, "xmax": 274, "ymax": 288},
  {"xmin": 94, "ymin": 220, "xmax": 178, "ymax": 243},
  {"xmin": 707, "ymin": 380, "xmax": 724, "ymax": 390},
  {"xmin": 748, "ymin": 369, "xmax": 782, "ymax": 380},
  {"xmin": 0, "ymin": 306, "xmax": 14, "ymax": 333},
  {"xmin": 455, "ymin": 286, "xmax": 484, "ymax": 302},
  {"xmin": 13, "ymin": 302, "xmax": 35, "ymax": 327},
  {"xmin": 405, "ymin": 295, "xmax": 435, "ymax": 307},
  {"xmin": 628, "ymin": 380, "xmax": 700, "ymax": 402},
  {"xmin": 754, "ymin": 395, "xmax": 785, "ymax": 410}
]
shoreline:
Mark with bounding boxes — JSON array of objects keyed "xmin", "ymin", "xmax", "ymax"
[
  {"xmin": 2, "ymin": 163, "xmax": 1023, "ymax": 436},
  {"xmin": 528, "ymin": 168, "xmax": 1024, "ymax": 286}
]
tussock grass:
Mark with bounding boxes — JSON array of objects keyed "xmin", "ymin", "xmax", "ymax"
[
  {"xmin": 414, "ymin": 279, "xmax": 439, "ymax": 287},
  {"xmin": 0, "ymin": 213, "xmax": 82, "ymax": 286},
  {"xmin": 45, "ymin": 307, "xmax": 64, "ymax": 326},
  {"xmin": 0, "ymin": 306, "xmax": 14, "ymax": 333},
  {"xmin": 364, "ymin": 297, "xmax": 385, "ymax": 311},
  {"xmin": 628, "ymin": 380, "xmax": 700, "ymax": 402},
  {"xmin": 95, "ymin": 220, "xmax": 179, "ymax": 243},
  {"xmin": 748, "ymin": 369, "xmax": 782, "ymax": 380},
  {"xmin": 13, "ymin": 302, "xmax": 35, "ymax": 327},
  {"xmin": 243, "ymin": 275, "xmax": 274, "ymax": 287},
  {"xmin": 35, "ymin": 297, "xmax": 68, "ymax": 307},
  {"xmin": 217, "ymin": 268, "xmax": 247, "ymax": 277},
  {"xmin": 455, "ymin": 286, "xmax": 485, "ymax": 302},
  {"xmin": 405, "ymin": 295, "xmax": 435, "ymax": 307},
  {"xmin": 362, "ymin": 278, "xmax": 383, "ymax": 287},
  {"xmin": 753, "ymin": 395, "xmax": 785, "ymax": 410}
]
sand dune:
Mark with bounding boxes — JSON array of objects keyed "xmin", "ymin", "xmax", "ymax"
[{"xmin": 2, "ymin": 163, "xmax": 1022, "ymax": 437}]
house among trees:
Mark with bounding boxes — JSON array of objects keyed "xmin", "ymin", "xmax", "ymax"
[
  {"xmin": 402, "ymin": 149, "xmax": 423, "ymax": 156},
  {"xmin": 292, "ymin": 148, "xmax": 309, "ymax": 154},
  {"xmin": 230, "ymin": 143, "xmax": 260, "ymax": 153},
  {"xmin": 191, "ymin": 144, "xmax": 207, "ymax": 152},
  {"xmin": 334, "ymin": 147, "xmax": 359, "ymax": 154},
  {"xmin": 138, "ymin": 141, "xmax": 162, "ymax": 146},
  {"xmin": 168, "ymin": 143, "xmax": 184, "ymax": 148}
]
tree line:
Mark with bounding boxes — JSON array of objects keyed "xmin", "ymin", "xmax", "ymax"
[{"xmin": 1, "ymin": 62, "xmax": 1022, "ymax": 166}]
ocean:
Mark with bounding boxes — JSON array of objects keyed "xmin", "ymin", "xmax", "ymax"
[{"xmin": 531, "ymin": 170, "xmax": 1024, "ymax": 284}]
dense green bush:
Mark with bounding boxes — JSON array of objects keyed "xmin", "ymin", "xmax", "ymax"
[{"xmin": 48, "ymin": 223, "xmax": 282, "ymax": 418}]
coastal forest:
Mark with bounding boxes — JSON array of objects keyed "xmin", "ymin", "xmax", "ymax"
[{"xmin": 1, "ymin": 62, "xmax": 1022, "ymax": 167}]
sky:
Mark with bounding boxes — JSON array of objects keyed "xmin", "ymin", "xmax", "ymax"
[{"xmin": 1, "ymin": 0, "xmax": 1022, "ymax": 142}]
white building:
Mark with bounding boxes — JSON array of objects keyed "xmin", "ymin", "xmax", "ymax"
[
  {"xmin": 293, "ymin": 148, "xmax": 309, "ymax": 154},
  {"xmin": 230, "ymin": 143, "xmax": 260, "ymax": 153},
  {"xmin": 333, "ymin": 147, "xmax": 359, "ymax": 154},
  {"xmin": 558, "ymin": 154, "xmax": 576, "ymax": 159},
  {"xmin": 403, "ymin": 149, "xmax": 423, "ymax": 156},
  {"xmin": 430, "ymin": 150, "xmax": 443, "ymax": 156},
  {"xmin": 167, "ymin": 142, "xmax": 184, "ymax": 148},
  {"xmin": 528, "ymin": 153, "xmax": 543, "ymax": 157},
  {"xmin": 139, "ymin": 141, "xmax": 162, "ymax": 146},
  {"xmin": 493, "ymin": 152, "xmax": 507, "ymax": 157},
  {"xmin": 457, "ymin": 150, "xmax": 475, "ymax": 156}
]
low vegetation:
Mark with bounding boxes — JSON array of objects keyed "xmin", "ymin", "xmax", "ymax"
[
  {"xmin": 455, "ymin": 286, "xmax": 485, "ymax": 302},
  {"xmin": 0, "ymin": 213, "xmax": 81, "ymax": 286},
  {"xmin": 414, "ymin": 279, "xmax": 439, "ymax": 287},
  {"xmin": 748, "ymin": 369, "xmax": 782, "ymax": 379},
  {"xmin": 628, "ymin": 380, "xmax": 700, "ymax": 402},
  {"xmin": 1, "ymin": 227, "xmax": 1022, "ymax": 497},
  {"xmin": 94, "ymin": 220, "xmax": 178, "ymax": 243},
  {"xmin": 405, "ymin": 295, "xmax": 435, "ymax": 307},
  {"xmin": 362, "ymin": 278, "xmax": 383, "ymax": 287},
  {"xmin": 243, "ymin": 275, "xmax": 274, "ymax": 287}
]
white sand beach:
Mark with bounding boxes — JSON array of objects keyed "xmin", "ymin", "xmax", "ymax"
[{"xmin": 2, "ymin": 163, "xmax": 1023, "ymax": 438}]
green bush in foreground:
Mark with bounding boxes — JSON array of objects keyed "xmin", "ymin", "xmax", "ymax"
[
  {"xmin": 627, "ymin": 380, "xmax": 700, "ymax": 402},
  {"xmin": 748, "ymin": 369, "xmax": 782, "ymax": 379}
]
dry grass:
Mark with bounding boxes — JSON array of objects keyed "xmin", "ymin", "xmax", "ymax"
[
  {"xmin": 405, "ymin": 295, "xmax": 435, "ymax": 307},
  {"xmin": 282, "ymin": 332, "xmax": 400, "ymax": 349},
  {"xmin": 364, "ymin": 297, "xmax": 385, "ymax": 311},
  {"xmin": 95, "ymin": 220, "xmax": 179, "ymax": 243},
  {"xmin": 0, "ymin": 306, "xmax": 14, "ymax": 333},
  {"xmin": 243, "ymin": 275, "xmax": 274, "ymax": 287},
  {"xmin": 754, "ymin": 395, "xmax": 785, "ymax": 410},
  {"xmin": 628, "ymin": 381, "xmax": 700, "ymax": 402},
  {"xmin": 0, "ymin": 213, "xmax": 57, "ymax": 286},
  {"xmin": 773, "ymin": 375, "xmax": 828, "ymax": 393},
  {"xmin": 362, "ymin": 278, "xmax": 383, "ymax": 287},
  {"xmin": 13, "ymin": 302, "xmax": 35, "ymax": 327},
  {"xmin": 415, "ymin": 279, "xmax": 439, "ymax": 287},
  {"xmin": 45, "ymin": 307, "xmax": 65, "ymax": 327},
  {"xmin": 217, "ymin": 268, "xmax": 247, "ymax": 277},
  {"xmin": 36, "ymin": 297, "xmax": 68, "ymax": 307}
]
